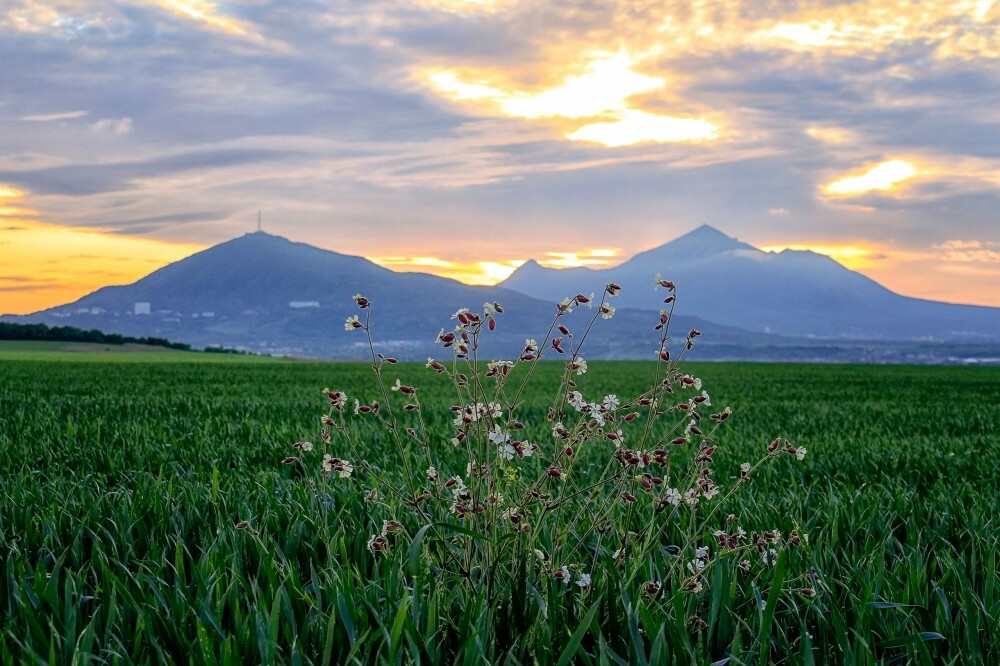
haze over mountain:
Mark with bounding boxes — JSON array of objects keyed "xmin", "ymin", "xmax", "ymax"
[
  {"xmin": 502, "ymin": 225, "xmax": 1000, "ymax": 342},
  {"xmin": 3, "ymin": 228, "xmax": 998, "ymax": 363}
]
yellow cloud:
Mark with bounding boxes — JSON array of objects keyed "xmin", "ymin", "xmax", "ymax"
[
  {"xmin": 567, "ymin": 110, "xmax": 718, "ymax": 147},
  {"xmin": 151, "ymin": 1, "xmax": 248, "ymax": 35},
  {"xmin": 428, "ymin": 50, "xmax": 719, "ymax": 146},
  {"xmin": 825, "ymin": 160, "xmax": 919, "ymax": 196},
  {"xmin": 431, "ymin": 49, "xmax": 665, "ymax": 120}
]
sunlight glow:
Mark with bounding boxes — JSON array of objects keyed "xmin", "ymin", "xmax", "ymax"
[
  {"xmin": 760, "ymin": 244, "xmax": 879, "ymax": 268},
  {"xmin": 825, "ymin": 160, "xmax": 919, "ymax": 196},
  {"xmin": 539, "ymin": 248, "xmax": 621, "ymax": 268},
  {"xmin": 0, "ymin": 185, "xmax": 204, "ymax": 315},
  {"xmin": 431, "ymin": 50, "xmax": 665, "ymax": 120},
  {"xmin": 428, "ymin": 50, "xmax": 719, "ymax": 146},
  {"xmin": 566, "ymin": 110, "xmax": 718, "ymax": 147},
  {"xmin": 369, "ymin": 256, "xmax": 525, "ymax": 285}
]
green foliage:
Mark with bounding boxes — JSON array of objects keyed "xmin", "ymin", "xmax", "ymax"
[{"xmin": 0, "ymin": 359, "xmax": 997, "ymax": 663}]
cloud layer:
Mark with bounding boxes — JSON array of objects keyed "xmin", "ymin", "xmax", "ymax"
[{"xmin": 1, "ymin": 0, "xmax": 999, "ymax": 312}]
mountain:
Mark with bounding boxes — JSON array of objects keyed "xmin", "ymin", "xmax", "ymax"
[
  {"xmin": 1, "ymin": 232, "xmax": 760, "ymax": 360},
  {"xmin": 501, "ymin": 225, "xmax": 1000, "ymax": 342},
  {"xmin": 4, "ymin": 229, "xmax": 998, "ymax": 363}
]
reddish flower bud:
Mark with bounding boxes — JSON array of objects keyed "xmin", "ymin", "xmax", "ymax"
[
  {"xmin": 558, "ymin": 324, "xmax": 570, "ymax": 335},
  {"xmin": 488, "ymin": 318, "xmax": 496, "ymax": 331},
  {"xmin": 546, "ymin": 467, "xmax": 562, "ymax": 478},
  {"xmin": 281, "ymin": 456, "xmax": 298, "ymax": 464}
]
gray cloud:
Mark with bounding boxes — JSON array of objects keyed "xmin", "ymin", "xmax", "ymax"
[{"xmin": 0, "ymin": 0, "xmax": 997, "ymax": 300}]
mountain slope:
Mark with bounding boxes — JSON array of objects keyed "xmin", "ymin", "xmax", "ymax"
[{"xmin": 501, "ymin": 225, "xmax": 1000, "ymax": 341}]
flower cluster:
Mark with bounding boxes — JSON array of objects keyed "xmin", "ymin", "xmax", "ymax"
[{"xmin": 283, "ymin": 278, "xmax": 810, "ymax": 625}]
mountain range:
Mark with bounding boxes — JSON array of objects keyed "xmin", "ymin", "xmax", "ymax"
[
  {"xmin": 503, "ymin": 225, "xmax": 1000, "ymax": 342},
  {"xmin": 4, "ymin": 227, "xmax": 999, "ymax": 363}
]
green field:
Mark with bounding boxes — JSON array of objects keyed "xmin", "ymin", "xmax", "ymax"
[{"xmin": 0, "ymin": 356, "xmax": 997, "ymax": 664}]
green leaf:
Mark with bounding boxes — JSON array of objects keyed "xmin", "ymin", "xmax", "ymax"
[
  {"xmin": 556, "ymin": 600, "xmax": 601, "ymax": 666},
  {"xmin": 877, "ymin": 632, "xmax": 946, "ymax": 649}
]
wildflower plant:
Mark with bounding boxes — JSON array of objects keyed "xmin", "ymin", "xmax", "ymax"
[{"xmin": 283, "ymin": 280, "xmax": 812, "ymax": 641}]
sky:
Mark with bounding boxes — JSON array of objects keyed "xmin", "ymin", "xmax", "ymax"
[{"xmin": 1, "ymin": 0, "xmax": 999, "ymax": 315}]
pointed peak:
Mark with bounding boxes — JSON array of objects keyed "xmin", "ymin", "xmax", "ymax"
[
  {"xmin": 679, "ymin": 224, "xmax": 731, "ymax": 241},
  {"xmin": 627, "ymin": 225, "xmax": 757, "ymax": 264}
]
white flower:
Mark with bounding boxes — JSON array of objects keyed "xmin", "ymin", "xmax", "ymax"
[
  {"xmin": 602, "ymin": 394, "xmax": 620, "ymax": 410},
  {"xmin": 599, "ymin": 304, "xmax": 615, "ymax": 319},
  {"xmin": 299, "ymin": 441, "xmax": 313, "ymax": 452},
  {"xmin": 483, "ymin": 302, "xmax": 495, "ymax": 317},
  {"xmin": 451, "ymin": 307, "xmax": 471, "ymax": 320},
  {"xmin": 499, "ymin": 442, "xmax": 516, "ymax": 461},
  {"xmin": 390, "ymin": 379, "xmax": 402, "ymax": 391},
  {"xmin": 576, "ymin": 573, "xmax": 592, "ymax": 588},
  {"xmin": 587, "ymin": 404, "xmax": 606, "ymax": 427},
  {"xmin": 687, "ymin": 559, "xmax": 706, "ymax": 575},
  {"xmin": 322, "ymin": 454, "xmax": 353, "ymax": 478},
  {"xmin": 702, "ymin": 485, "xmax": 720, "ymax": 501},
  {"xmin": 740, "ymin": 462, "xmax": 751, "ymax": 474},
  {"xmin": 796, "ymin": 447, "xmax": 808, "ymax": 460},
  {"xmin": 665, "ymin": 488, "xmax": 682, "ymax": 506},
  {"xmin": 450, "ymin": 436, "xmax": 462, "ymax": 447},
  {"xmin": 684, "ymin": 488, "xmax": 700, "ymax": 506},
  {"xmin": 520, "ymin": 441, "xmax": 535, "ymax": 458},
  {"xmin": 449, "ymin": 476, "xmax": 467, "ymax": 499},
  {"xmin": 344, "ymin": 315, "xmax": 361, "ymax": 331},
  {"xmin": 487, "ymin": 402, "xmax": 503, "ymax": 419},
  {"xmin": 569, "ymin": 358, "xmax": 588, "ymax": 375},
  {"xmin": 612, "ymin": 548, "xmax": 623, "ymax": 560},
  {"xmin": 700, "ymin": 390, "xmax": 712, "ymax": 406},
  {"xmin": 524, "ymin": 338, "xmax": 539, "ymax": 353},
  {"xmin": 567, "ymin": 391, "xmax": 585, "ymax": 410},
  {"xmin": 488, "ymin": 425, "xmax": 510, "ymax": 445},
  {"xmin": 558, "ymin": 297, "xmax": 574, "ymax": 313},
  {"xmin": 560, "ymin": 565, "xmax": 571, "ymax": 585},
  {"xmin": 695, "ymin": 546, "xmax": 709, "ymax": 560},
  {"xmin": 693, "ymin": 378, "xmax": 703, "ymax": 390}
]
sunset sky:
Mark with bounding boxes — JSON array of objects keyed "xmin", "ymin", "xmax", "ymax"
[{"xmin": 2, "ymin": 0, "xmax": 999, "ymax": 314}]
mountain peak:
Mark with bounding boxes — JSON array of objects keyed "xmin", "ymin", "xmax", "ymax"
[{"xmin": 627, "ymin": 225, "xmax": 757, "ymax": 264}]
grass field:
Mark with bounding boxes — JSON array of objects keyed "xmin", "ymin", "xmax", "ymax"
[{"xmin": 0, "ymin": 356, "xmax": 997, "ymax": 664}]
